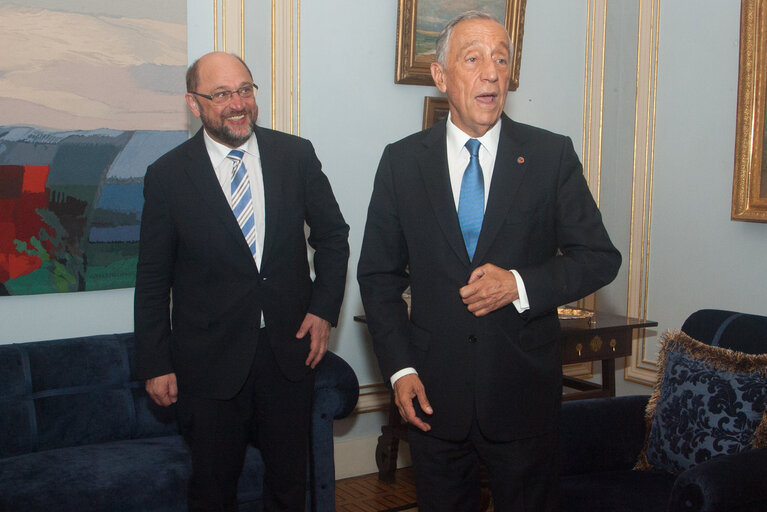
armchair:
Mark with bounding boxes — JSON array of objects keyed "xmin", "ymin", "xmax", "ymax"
[{"xmin": 559, "ymin": 309, "xmax": 767, "ymax": 512}]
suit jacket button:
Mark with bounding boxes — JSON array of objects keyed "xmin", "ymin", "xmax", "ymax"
[{"xmin": 468, "ymin": 335, "xmax": 477, "ymax": 344}]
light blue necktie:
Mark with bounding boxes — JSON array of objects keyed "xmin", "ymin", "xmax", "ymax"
[
  {"xmin": 457, "ymin": 138, "xmax": 484, "ymax": 261},
  {"xmin": 227, "ymin": 149, "xmax": 257, "ymax": 257}
]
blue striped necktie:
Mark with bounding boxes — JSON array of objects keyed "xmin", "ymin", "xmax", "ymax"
[
  {"xmin": 457, "ymin": 138, "xmax": 484, "ymax": 261},
  {"xmin": 227, "ymin": 149, "xmax": 257, "ymax": 258}
]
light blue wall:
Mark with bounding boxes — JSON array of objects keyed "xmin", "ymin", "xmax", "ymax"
[{"xmin": 643, "ymin": 1, "xmax": 767, "ymax": 354}]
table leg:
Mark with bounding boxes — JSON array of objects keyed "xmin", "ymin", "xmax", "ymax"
[
  {"xmin": 601, "ymin": 357, "xmax": 616, "ymax": 396},
  {"xmin": 376, "ymin": 392, "xmax": 404, "ymax": 482}
]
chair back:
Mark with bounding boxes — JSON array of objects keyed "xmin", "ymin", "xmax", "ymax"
[{"xmin": 681, "ymin": 309, "xmax": 767, "ymax": 355}]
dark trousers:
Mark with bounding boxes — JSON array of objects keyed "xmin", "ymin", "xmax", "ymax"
[
  {"xmin": 176, "ymin": 330, "xmax": 314, "ymax": 512},
  {"xmin": 408, "ymin": 420, "xmax": 559, "ymax": 512}
]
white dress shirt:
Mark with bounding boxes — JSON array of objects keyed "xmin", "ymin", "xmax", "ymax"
[{"xmin": 390, "ymin": 114, "xmax": 530, "ymax": 386}]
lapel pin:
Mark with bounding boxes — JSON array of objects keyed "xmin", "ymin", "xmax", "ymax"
[{"xmin": 517, "ymin": 156, "xmax": 525, "ymax": 164}]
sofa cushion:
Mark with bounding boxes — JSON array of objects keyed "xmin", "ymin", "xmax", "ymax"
[
  {"xmin": 0, "ymin": 436, "xmax": 264, "ymax": 512},
  {"xmin": 0, "ymin": 334, "xmax": 177, "ymax": 458},
  {"xmin": 560, "ymin": 469, "xmax": 675, "ymax": 512},
  {"xmin": 636, "ymin": 330, "xmax": 767, "ymax": 474}
]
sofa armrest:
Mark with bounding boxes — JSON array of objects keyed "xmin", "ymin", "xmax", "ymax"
[
  {"xmin": 668, "ymin": 446, "xmax": 767, "ymax": 512},
  {"xmin": 559, "ymin": 395, "xmax": 649, "ymax": 476},
  {"xmin": 310, "ymin": 351, "xmax": 359, "ymax": 512},
  {"xmin": 314, "ymin": 351, "xmax": 359, "ymax": 419}
]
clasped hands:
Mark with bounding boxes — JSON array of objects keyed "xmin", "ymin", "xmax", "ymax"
[
  {"xmin": 394, "ymin": 263, "xmax": 518, "ymax": 431},
  {"xmin": 145, "ymin": 312, "xmax": 330, "ymax": 407}
]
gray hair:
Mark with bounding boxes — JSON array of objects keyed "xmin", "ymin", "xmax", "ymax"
[{"xmin": 434, "ymin": 10, "xmax": 510, "ymax": 68}]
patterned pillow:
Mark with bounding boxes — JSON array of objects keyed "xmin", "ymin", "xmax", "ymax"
[{"xmin": 635, "ymin": 330, "xmax": 767, "ymax": 474}]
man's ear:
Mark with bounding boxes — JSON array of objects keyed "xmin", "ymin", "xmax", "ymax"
[
  {"xmin": 185, "ymin": 93, "xmax": 202, "ymax": 118},
  {"xmin": 430, "ymin": 62, "xmax": 447, "ymax": 93}
]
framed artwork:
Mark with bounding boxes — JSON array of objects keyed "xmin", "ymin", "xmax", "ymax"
[
  {"xmin": 0, "ymin": 2, "xmax": 187, "ymax": 295},
  {"xmin": 732, "ymin": 0, "xmax": 767, "ymax": 222},
  {"xmin": 395, "ymin": 0, "xmax": 527, "ymax": 89},
  {"xmin": 422, "ymin": 96, "xmax": 450, "ymax": 129}
]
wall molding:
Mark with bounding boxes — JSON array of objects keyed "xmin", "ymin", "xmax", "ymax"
[
  {"xmin": 355, "ymin": 383, "xmax": 391, "ymax": 414},
  {"xmin": 272, "ymin": 0, "xmax": 299, "ymax": 134},
  {"xmin": 334, "ymin": 434, "xmax": 412, "ymax": 480},
  {"xmin": 212, "ymin": 0, "xmax": 244, "ymax": 56},
  {"xmin": 572, "ymin": 0, "xmax": 607, "ymax": 371},
  {"xmin": 625, "ymin": 0, "xmax": 660, "ymax": 386}
]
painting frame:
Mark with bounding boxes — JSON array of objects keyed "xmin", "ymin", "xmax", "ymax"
[
  {"xmin": 732, "ymin": 0, "xmax": 767, "ymax": 222},
  {"xmin": 422, "ymin": 96, "xmax": 450, "ymax": 129},
  {"xmin": 395, "ymin": 0, "xmax": 527, "ymax": 90}
]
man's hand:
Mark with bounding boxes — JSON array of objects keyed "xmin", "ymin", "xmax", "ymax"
[
  {"xmin": 393, "ymin": 373, "xmax": 433, "ymax": 432},
  {"xmin": 145, "ymin": 373, "xmax": 178, "ymax": 407},
  {"xmin": 297, "ymin": 312, "xmax": 331, "ymax": 368},
  {"xmin": 459, "ymin": 263, "xmax": 519, "ymax": 317}
]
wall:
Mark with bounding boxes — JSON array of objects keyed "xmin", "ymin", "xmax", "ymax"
[{"xmin": 611, "ymin": 1, "xmax": 767, "ymax": 395}]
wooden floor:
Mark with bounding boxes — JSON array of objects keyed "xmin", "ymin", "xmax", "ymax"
[{"xmin": 335, "ymin": 467, "xmax": 417, "ymax": 512}]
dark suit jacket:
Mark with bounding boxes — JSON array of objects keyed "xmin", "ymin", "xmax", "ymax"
[
  {"xmin": 135, "ymin": 127, "xmax": 349, "ymax": 400},
  {"xmin": 357, "ymin": 114, "xmax": 620, "ymax": 441}
]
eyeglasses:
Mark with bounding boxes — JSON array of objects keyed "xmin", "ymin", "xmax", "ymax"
[{"xmin": 190, "ymin": 83, "xmax": 258, "ymax": 105}]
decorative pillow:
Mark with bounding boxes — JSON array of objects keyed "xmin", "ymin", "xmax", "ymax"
[{"xmin": 635, "ymin": 330, "xmax": 767, "ymax": 474}]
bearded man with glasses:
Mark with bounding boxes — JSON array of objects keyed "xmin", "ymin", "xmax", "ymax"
[{"xmin": 134, "ymin": 51, "xmax": 350, "ymax": 511}]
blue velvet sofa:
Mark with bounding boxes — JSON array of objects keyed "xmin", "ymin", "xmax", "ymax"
[
  {"xmin": 0, "ymin": 332, "xmax": 359, "ymax": 511},
  {"xmin": 559, "ymin": 309, "xmax": 767, "ymax": 512}
]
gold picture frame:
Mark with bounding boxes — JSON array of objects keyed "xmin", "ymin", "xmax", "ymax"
[
  {"xmin": 395, "ymin": 0, "xmax": 527, "ymax": 90},
  {"xmin": 732, "ymin": 0, "xmax": 767, "ymax": 222},
  {"xmin": 422, "ymin": 96, "xmax": 449, "ymax": 129}
]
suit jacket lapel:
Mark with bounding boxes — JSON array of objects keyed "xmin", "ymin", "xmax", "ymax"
[
  {"xmin": 417, "ymin": 120, "xmax": 471, "ymax": 265},
  {"xmin": 473, "ymin": 115, "xmax": 527, "ymax": 263},
  {"xmin": 254, "ymin": 126, "xmax": 279, "ymax": 271},
  {"xmin": 184, "ymin": 129, "xmax": 259, "ymax": 265}
]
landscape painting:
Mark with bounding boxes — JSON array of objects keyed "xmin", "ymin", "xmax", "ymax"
[{"xmin": 0, "ymin": 1, "xmax": 188, "ymax": 294}]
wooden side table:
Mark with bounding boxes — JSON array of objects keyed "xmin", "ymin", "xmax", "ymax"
[
  {"xmin": 355, "ymin": 311, "xmax": 657, "ymax": 483},
  {"xmin": 559, "ymin": 311, "xmax": 657, "ymax": 400}
]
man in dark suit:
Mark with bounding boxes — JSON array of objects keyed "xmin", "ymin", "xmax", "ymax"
[
  {"xmin": 134, "ymin": 52, "xmax": 349, "ymax": 511},
  {"xmin": 358, "ymin": 11, "xmax": 620, "ymax": 512}
]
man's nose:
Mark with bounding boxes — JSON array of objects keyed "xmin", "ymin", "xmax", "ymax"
[
  {"xmin": 229, "ymin": 91, "xmax": 247, "ymax": 109},
  {"xmin": 480, "ymin": 58, "xmax": 499, "ymax": 81}
]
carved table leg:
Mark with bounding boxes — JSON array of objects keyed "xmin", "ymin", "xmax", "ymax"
[{"xmin": 375, "ymin": 428, "xmax": 400, "ymax": 483}]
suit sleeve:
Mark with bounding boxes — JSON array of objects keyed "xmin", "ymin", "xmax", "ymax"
[
  {"xmin": 517, "ymin": 136, "xmax": 621, "ymax": 316},
  {"xmin": 357, "ymin": 145, "xmax": 413, "ymax": 382},
  {"xmin": 134, "ymin": 164, "xmax": 176, "ymax": 380},
  {"xmin": 302, "ymin": 141, "xmax": 350, "ymax": 326}
]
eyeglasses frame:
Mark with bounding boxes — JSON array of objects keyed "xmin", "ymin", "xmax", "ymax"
[{"xmin": 189, "ymin": 83, "xmax": 258, "ymax": 104}]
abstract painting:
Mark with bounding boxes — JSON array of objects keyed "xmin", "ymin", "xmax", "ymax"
[{"xmin": 0, "ymin": 1, "xmax": 188, "ymax": 294}]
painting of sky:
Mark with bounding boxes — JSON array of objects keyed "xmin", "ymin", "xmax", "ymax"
[{"xmin": 0, "ymin": 1, "xmax": 187, "ymax": 131}]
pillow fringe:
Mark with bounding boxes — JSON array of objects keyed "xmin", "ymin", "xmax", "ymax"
[
  {"xmin": 633, "ymin": 329, "xmax": 767, "ymax": 472},
  {"xmin": 667, "ymin": 330, "xmax": 767, "ymax": 377}
]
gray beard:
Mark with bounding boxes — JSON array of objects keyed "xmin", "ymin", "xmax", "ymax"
[{"xmin": 200, "ymin": 108, "xmax": 256, "ymax": 147}]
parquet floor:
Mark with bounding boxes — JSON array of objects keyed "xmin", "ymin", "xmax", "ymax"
[{"xmin": 335, "ymin": 467, "xmax": 417, "ymax": 512}]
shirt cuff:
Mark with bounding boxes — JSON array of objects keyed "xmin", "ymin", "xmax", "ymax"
[
  {"xmin": 510, "ymin": 269, "xmax": 530, "ymax": 313},
  {"xmin": 390, "ymin": 367, "xmax": 418, "ymax": 387}
]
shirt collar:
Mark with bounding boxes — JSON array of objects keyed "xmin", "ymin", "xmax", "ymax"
[
  {"xmin": 203, "ymin": 129, "xmax": 259, "ymax": 169},
  {"xmin": 445, "ymin": 112, "xmax": 502, "ymax": 158}
]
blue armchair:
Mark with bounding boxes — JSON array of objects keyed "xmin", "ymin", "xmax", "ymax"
[{"xmin": 559, "ymin": 309, "xmax": 767, "ymax": 512}]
